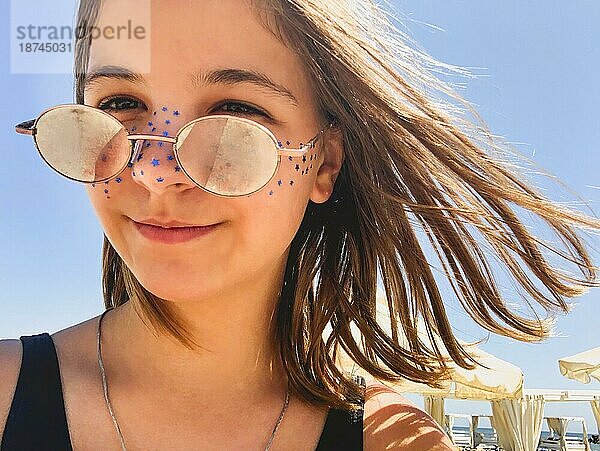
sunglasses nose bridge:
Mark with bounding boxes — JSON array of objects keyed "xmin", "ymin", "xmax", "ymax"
[
  {"xmin": 128, "ymin": 139, "xmax": 145, "ymax": 166},
  {"xmin": 127, "ymin": 134, "xmax": 178, "ymax": 164}
]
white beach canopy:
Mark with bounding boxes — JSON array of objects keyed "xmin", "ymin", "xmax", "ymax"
[
  {"xmin": 390, "ymin": 343, "xmax": 524, "ymax": 400},
  {"xmin": 559, "ymin": 347, "xmax": 600, "ymax": 384},
  {"xmin": 334, "ymin": 289, "xmax": 524, "ymax": 400}
]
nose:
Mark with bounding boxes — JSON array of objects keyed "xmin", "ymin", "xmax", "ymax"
[{"xmin": 127, "ymin": 107, "xmax": 196, "ymax": 195}]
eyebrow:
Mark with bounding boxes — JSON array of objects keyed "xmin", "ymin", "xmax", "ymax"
[
  {"xmin": 84, "ymin": 65, "xmax": 147, "ymax": 88},
  {"xmin": 84, "ymin": 65, "xmax": 299, "ymax": 107},
  {"xmin": 191, "ymin": 68, "xmax": 299, "ymax": 107}
]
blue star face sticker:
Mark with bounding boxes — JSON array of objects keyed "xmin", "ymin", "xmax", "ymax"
[
  {"xmin": 156, "ymin": 177, "xmax": 164, "ymax": 182},
  {"xmin": 165, "ymin": 119, "xmax": 171, "ymax": 125},
  {"xmin": 151, "ymin": 158, "xmax": 160, "ymax": 167},
  {"xmin": 167, "ymin": 155, "xmax": 175, "ymax": 161},
  {"xmin": 162, "ymin": 131, "xmax": 169, "ymax": 137},
  {"xmin": 115, "ymin": 177, "xmax": 123, "ymax": 183},
  {"xmin": 173, "ymin": 110, "xmax": 180, "ymax": 116},
  {"xmin": 175, "ymin": 166, "xmax": 181, "ymax": 172}
]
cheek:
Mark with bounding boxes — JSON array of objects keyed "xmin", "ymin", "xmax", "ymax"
[
  {"xmin": 85, "ymin": 184, "xmax": 129, "ymax": 259},
  {"xmin": 85, "ymin": 184, "xmax": 123, "ymax": 233},
  {"xmin": 263, "ymin": 143, "xmax": 320, "ymax": 199},
  {"xmin": 246, "ymin": 141, "xmax": 322, "ymax": 238},
  {"xmin": 235, "ymin": 156, "xmax": 320, "ymax": 260}
]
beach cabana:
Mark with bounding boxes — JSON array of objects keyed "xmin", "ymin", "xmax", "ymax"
[
  {"xmin": 490, "ymin": 394, "xmax": 545, "ymax": 451},
  {"xmin": 558, "ymin": 348, "xmax": 600, "ymax": 435},
  {"xmin": 538, "ymin": 416, "xmax": 591, "ymax": 451},
  {"xmin": 559, "ymin": 347, "xmax": 600, "ymax": 384}
]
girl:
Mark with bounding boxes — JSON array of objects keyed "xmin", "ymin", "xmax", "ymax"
[{"xmin": 1, "ymin": 0, "xmax": 597, "ymax": 449}]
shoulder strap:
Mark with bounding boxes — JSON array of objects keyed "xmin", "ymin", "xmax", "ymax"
[
  {"xmin": 1, "ymin": 333, "xmax": 72, "ymax": 451},
  {"xmin": 315, "ymin": 375, "xmax": 365, "ymax": 450}
]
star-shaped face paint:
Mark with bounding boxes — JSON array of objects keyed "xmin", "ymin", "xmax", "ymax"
[{"xmin": 82, "ymin": 0, "xmax": 341, "ymax": 308}]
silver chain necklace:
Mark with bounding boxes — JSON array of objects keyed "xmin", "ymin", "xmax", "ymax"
[{"xmin": 97, "ymin": 308, "xmax": 290, "ymax": 451}]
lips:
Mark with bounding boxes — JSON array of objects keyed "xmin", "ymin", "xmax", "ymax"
[
  {"xmin": 136, "ymin": 218, "xmax": 219, "ymax": 228},
  {"xmin": 131, "ymin": 218, "xmax": 222, "ymax": 244}
]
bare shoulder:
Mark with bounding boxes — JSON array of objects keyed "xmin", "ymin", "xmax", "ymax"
[
  {"xmin": 0, "ymin": 339, "xmax": 24, "ymax": 440},
  {"xmin": 363, "ymin": 380, "xmax": 456, "ymax": 451}
]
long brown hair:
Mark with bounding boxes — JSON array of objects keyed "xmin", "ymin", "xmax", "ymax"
[{"xmin": 74, "ymin": 0, "xmax": 599, "ymax": 410}]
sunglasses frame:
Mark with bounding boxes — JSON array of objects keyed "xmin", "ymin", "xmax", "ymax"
[{"xmin": 15, "ymin": 103, "xmax": 335, "ymax": 197}]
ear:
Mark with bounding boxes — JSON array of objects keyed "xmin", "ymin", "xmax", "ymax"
[{"xmin": 310, "ymin": 126, "xmax": 344, "ymax": 204}]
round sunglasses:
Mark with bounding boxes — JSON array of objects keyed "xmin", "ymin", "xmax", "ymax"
[{"xmin": 16, "ymin": 104, "xmax": 333, "ymax": 197}]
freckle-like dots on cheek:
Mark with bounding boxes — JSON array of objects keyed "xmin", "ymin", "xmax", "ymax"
[{"xmin": 267, "ymin": 140, "xmax": 319, "ymax": 197}]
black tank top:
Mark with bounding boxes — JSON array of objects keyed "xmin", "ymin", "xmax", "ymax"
[{"xmin": 1, "ymin": 333, "xmax": 364, "ymax": 451}]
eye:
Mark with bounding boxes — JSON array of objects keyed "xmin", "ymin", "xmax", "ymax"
[
  {"xmin": 214, "ymin": 101, "xmax": 268, "ymax": 117},
  {"xmin": 97, "ymin": 96, "xmax": 146, "ymax": 112}
]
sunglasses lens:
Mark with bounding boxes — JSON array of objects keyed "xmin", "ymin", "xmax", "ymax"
[
  {"xmin": 35, "ymin": 105, "xmax": 129, "ymax": 182},
  {"xmin": 176, "ymin": 116, "xmax": 278, "ymax": 196}
]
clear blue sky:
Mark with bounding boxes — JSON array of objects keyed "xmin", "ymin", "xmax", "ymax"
[{"xmin": 1, "ymin": 0, "xmax": 599, "ymax": 430}]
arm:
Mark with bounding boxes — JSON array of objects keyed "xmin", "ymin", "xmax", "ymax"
[
  {"xmin": 0, "ymin": 339, "xmax": 23, "ymax": 441},
  {"xmin": 363, "ymin": 381, "xmax": 457, "ymax": 451}
]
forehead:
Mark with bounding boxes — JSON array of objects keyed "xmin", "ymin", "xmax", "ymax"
[{"xmin": 88, "ymin": 0, "xmax": 309, "ymax": 100}]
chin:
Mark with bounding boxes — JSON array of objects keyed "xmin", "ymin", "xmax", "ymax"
[{"xmin": 132, "ymin": 266, "xmax": 218, "ymax": 302}]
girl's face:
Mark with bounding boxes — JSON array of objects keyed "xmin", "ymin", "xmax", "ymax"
[{"xmin": 84, "ymin": 0, "xmax": 340, "ymax": 303}]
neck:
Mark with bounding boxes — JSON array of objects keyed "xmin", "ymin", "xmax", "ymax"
[{"xmin": 100, "ymin": 267, "xmax": 289, "ymax": 403}]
